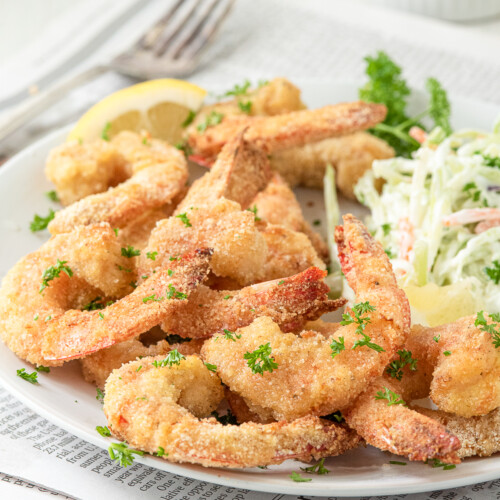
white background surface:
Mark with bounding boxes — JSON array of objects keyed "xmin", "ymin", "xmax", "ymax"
[{"xmin": 1, "ymin": 1, "xmax": 500, "ymax": 498}]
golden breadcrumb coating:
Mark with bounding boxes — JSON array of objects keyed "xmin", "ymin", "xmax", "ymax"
[
  {"xmin": 104, "ymin": 356, "xmax": 360, "ymax": 468},
  {"xmin": 270, "ymin": 132, "xmax": 395, "ymax": 199}
]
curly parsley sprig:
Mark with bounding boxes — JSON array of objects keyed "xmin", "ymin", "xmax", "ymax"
[
  {"xmin": 39, "ymin": 259, "xmax": 73, "ymax": 293},
  {"xmin": 244, "ymin": 342, "xmax": 278, "ymax": 375},
  {"xmin": 152, "ymin": 349, "xmax": 186, "ymax": 368},
  {"xmin": 386, "ymin": 349, "xmax": 418, "ymax": 380},
  {"xmin": 475, "ymin": 310, "xmax": 500, "ymax": 348},
  {"xmin": 108, "ymin": 442, "xmax": 144, "ymax": 467},
  {"xmin": 374, "ymin": 386, "xmax": 406, "ymax": 406},
  {"xmin": 339, "ymin": 302, "xmax": 384, "ymax": 353}
]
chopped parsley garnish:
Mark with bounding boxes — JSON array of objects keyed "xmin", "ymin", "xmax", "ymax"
[
  {"xmin": 113, "ymin": 228, "xmax": 119, "ymax": 236},
  {"xmin": 385, "ymin": 248, "xmax": 396, "ymax": 259},
  {"xmin": 142, "ymin": 137, "xmax": 150, "ymax": 146},
  {"xmin": 98, "ymin": 312, "xmax": 105, "ymax": 320},
  {"xmin": 221, "ymin": 79, "xmax": 251, "ymax": 98},
  {"xmin": 164, "ymin": 334, "xmax": 192, "ymax": 344},
  {"xmin": 238, "ymin": 100, "xmax": 252, "ymax": 114},
  {"xmin": 426, "ymin": 459, "xmax": 456, "ymax": 470},
  {"xmin": 244, "ymin": 342, "xmax": 278, "ymax": 375},
  {"xmin": 96, "ymin": 425, "xmax": 111, "ymax": 437},
  {"xmin": 433, "ymin": 335, "xmax": 441, "ymax": 343},
  {"xmin": 313, "ymin": 219, "xmax": 321, "ymax": 226},
  {"xmin": 381, "ymin": 223, "xmax": 391, "ymax": 236},
  {"xmin": 108, "ymin": 442, "xmax": 144, "ymax": 467},
  {"xmin": 475, "ymin": 310, "xmax": 500, "ymax": 348},
  {"xmin": 17, "ymin": 368, "xmax": 38, "ymax": 384},
  {"xmin": 330, "ymin": 337, "xmax": 345, "ymax": 358},
  {"xmin": 167, "ymin": 269, "xmax": 173, "ymax": 277},
  {"xmin": 30, "ymin": 209, "xmax": 55, "ymax": 232},
  {"xmin": 222, "ymin": 329, "xmax": 241, "ymax": 341},
  {"xmin": 375, "ymin": 386, "xmax": 406, "ymax": 406},
  {"xmin": 117, "ymin": 264, "xmax": 132, "ymax": 273},
  {"xmin": 33, "ymin": 314, "xmax": 39, "ymax": 321},
  {"xmin": 182, "ymin": 110, "xmax": 196, "ymax": 127},
  {"xmin": 290, "ymin": 472, "xmax": 312, "ymax": 483},
  {"xmin": 136, "ymin": 365, "xmax": 142, "ymax": 372},
  {"xmin": 176, "ymin": 212, "xmax": 192, "ymax": 227},
  {"xmin": 324, "ymin": 411, "xmax": 344, "ymax": 423},
  {"xmin": 156, "ymin": 446, "xmax": 167, "ymax": 457},
  {"xmin": 246, "ymin": 205, "xmax": 261, "ymax": 222},
  {"xmin": 485, "ymin": 260, "xmax": 500, "ymax": 284},
  {"xmin": 39, "ymin": 259, "xmax": 73, "ymax": 293},
  {"xmin": 143, "ymin": 294, "xmax": 164, "ymax": 303},
  {"xmin": 46, "ymin": 190, "xmax": 60, "ymax": 202},
  {"xmin": 223, "ymin": 294, "xmax": 232, "ymax": 300},
  {"xmin": 386, "ymin": 349, "xmax": 417, "ymax": 380},
  {"xmin": 390, "ymin": 461, "xmax": 407, "ymax": 466},
  {"xmin": 175, "ymin": 141, "xmax": 193, "ymax": 157},
  {"xmin": 341, "ymin": 302, "xmax": 384, "ymax": 353},
  {"xmin": 152, "ymin": 349, "xmax": 185, "ymax": 368},
  {"xmin": 35, "ymin": 365, "xmax": 50, "ymax": 373},
  {"xmin": 211, "ymin": 409, "xmax": 238, "ymax": 426},
  {"xmin": 146, "ymin": 251, "xmax": 158, "ymax": 261},
  {"xmin": 204, "ymin": 362, "xmax": 217, "ymax": 373},
  {"xmin": 166, "ymin": 284, "xmax": 187, "ymax": 300},
  {"xmin": 463, "ymin": 181, "xmax": 484, "ymax": 204},
  {"xmin": 443, "ymin": 351, "xmax": 451, "ymax": 356},
  {"xmin": 121, "ymin": 245, "xmax": 140, "ymax": 258},
  {"xmin": 301, "ymin": 458, "xmax": 330, "ymax": 475},
  {"xmin": 129, "ymin": 280, "xmax": 137, "ymax": 289},
  {"xmin": 96, "ymin": 388, "xmax": 104, "ymax": 402},
  {"xmin": 169, "ymin": 255, "xmax": 180, "ymax": 261},
  {"xmin": 196, "ymin": 111, "xmax": 224, "ymax": 133},
  {"xmin": 101, "ymin": 122, "xmax": 111, "ymax": 141}
]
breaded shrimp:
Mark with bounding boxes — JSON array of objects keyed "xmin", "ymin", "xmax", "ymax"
[
  {"xmin": 41, "ymin": 248, "xmax": 212, "ymax": 363},
  {"xmin": 416, "ymin": 406, "xmax": 500, "ymax": 458},
  {"xmin": 344, "ymin": 376, "xmax": 461, "ymax": 464},
  {"xmin": 0, "ymin": 224, "xmax": 134, "ymax": 366},
  {"xmin": 81, "ymin": 338, "xmax": 205, "ymax": 388},
  {"xmin": 176, "ymin": 130, "xmax": 271, "ymax": 213},
  {"xmin": 202, "ymin": 215, "xmax": 410, "ymax": 421},
  {"xmin": 399, "ymin": 317, "xmax": 500, "ymax": 418},
  {"xmin": 48, "ymin": 132, "xmax": 188, "ymax": 235},
  {"xmin": 104, "ymin": 356, "xmax": 361, "ymax": 468},
  {"xmin": 139, "ymin": 198, "xmax": 268, "ymax": 286},
  {"xmin": 187, "ymin": 102, "xmax": 387, "ymax": 161},
  {"xmin": 252, "ymin": 174, "xmax": 329, "ymax": 261},
  {"xmin": 269, "ymin": 132, "xmax": 395, "ymax": 199},
  {"xmin": 160, "ymin": 267, "xmax": 345, "ymax": 339}
]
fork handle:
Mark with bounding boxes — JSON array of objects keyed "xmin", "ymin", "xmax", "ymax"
[{"xmin": 0, "ymin": 65, "xmax": 109, "ymax": 143}]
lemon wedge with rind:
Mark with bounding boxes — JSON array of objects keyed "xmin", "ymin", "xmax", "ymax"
[{"xmin": 68, "ymin": 79, "xmax": 206, "ymax": 145}]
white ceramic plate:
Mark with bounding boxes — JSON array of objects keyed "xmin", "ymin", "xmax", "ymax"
[{"xmin": 0, "ymin": 83, "xmax": 499, "ymax": 498}]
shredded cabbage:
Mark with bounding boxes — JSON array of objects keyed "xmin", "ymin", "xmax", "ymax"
[{"xmin": 354, "ymin": 125, "xmax": 500, "ymax": 313}]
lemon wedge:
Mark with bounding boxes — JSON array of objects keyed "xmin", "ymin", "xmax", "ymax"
[
  {"xmin": 68, "ymin": 79, "xmax": 206, "ymax": 145},
  {"xmin": 404, "ymin": 281, "xmax": 484, "ymax": 327}
]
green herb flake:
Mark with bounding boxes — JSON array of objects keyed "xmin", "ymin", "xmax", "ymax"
[
  {"xmin": 330, "ymin": 336, "xmax": 345, "ymax": 358},
  {"xmin": 96, "ymin": 425, "xmax": 111, "ymax": 437},
  {"xmin": 146, "ymin": 251, "xmax": 158, "ymax": 261},
  {"xmin": 426, "ymin": 458, "xmax": 456, "ymax": 470},
  {"xmin": 244, "ymin": 342, "xmax": 278, "ymax": 375},
  {"xmin": 290, "ymin": 472, "xmax": 312, "ymax": 483},
  {"xmin": 301, "ymin": 458, "xmax": 330, "ymax": 475},
  {"xmin": 35, "ymin": 365, "xmax": 50, "ymax": 373},
  {"xmin": 246, "ymin": 205, "xmax": 261, "ymax": 222},
  {"xmin": 375, "ymin": 386, "xmax": 406, "ymax": 406},
  {"xmin": 40, "ymin": 259, "xmax": 73, "ymax": 293},
  {"xmin": 443, "ymin": 350, "xmax": 451, "ymax": 356},
  {"xmin": 101, "ymin": 122, "xmax": 112, "ymax": 141},
  {"xmin": 485, "ymin": 260, "xmax": 500, "ymax": 285},
  {"xmin": 176, "ymin": 213, "xmax": 192, "ymax": 227},
  {"xmin": 30, "ymin": 209, "xmax": 55, "ymax": 232},
  {"xmin": 386, "ymin": 349, "xmax": 417, "ymax": 380},
  {"xmin": 475, "ymin": 310, "xmax": 500, "ymax": 348},
  {"xmin": 156, "ymin": 446, "xmax": 167, "ymax": 457},
  {"xmin": 152, "ymin": 349, "xmax": 186, "ymax": 368},
  {"xmin": 390, "ymin": 461, "xmax": 407, "ymax": 466},
  {"xmin": 223, "ymin": 329, "xmax": 242, "ymax": 341},
  {"xmin": 196, "ymin": 111, "xmax": 224, "ymax": 133},
  {"xmin": 121, "ymin": 246, "xmax": 140, "ymax": 258},
  {"xmin": 96, "ymin": 388, "xmax": 104, "ymax": 403},
  {"xmin": 17, "ymin": 368, "xmax": 38, "ymax": 384},
  {"xmin": 108, "ymin": 442, "xmax": 144, "ymax": 467},
  {"xmin": 238, "ymin": 100, "xmax": 252, "ymax": 114},
  {"xmin": 46, "ymin": 190, "xmax": 60, "ymax": 202},
  {"xmin": 182, "ymin": 110, "xmax": 196, "ymax": 128},
  {"xmin": 381, "ymin": 223, "xmax": 392, "ymax": 236},
  {"xmin": 204, "ymin": 362, "xmax": 217, "ymax": 373}
]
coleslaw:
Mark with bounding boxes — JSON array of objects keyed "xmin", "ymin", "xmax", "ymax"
[{"xmin": 354, "ymin": 122, "xmax": 500, "ymax": 315}]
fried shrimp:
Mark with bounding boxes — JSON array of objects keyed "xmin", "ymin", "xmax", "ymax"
[
  {"xmin": 269, "ymin": 132, "xmax": 395, "ymax": 199},
  {"xmin": 104, "ymin": 356, "xmax": 361, "ymax": 468},
  {"xmin": 81, "ymin": 338, "xmax": 205, "ymax": 388},
  {"xmin": 187, "ymin": 101, "xmax": 387, "ymax": 161},
  {"xmin": 0, "ymin": 224, "xmax": 134, "ymax": 366},
  {"xmin": 344, "ymin": 376, "xmax": 461, "ymax": 464},
  {"xmin": 202, "ymin": 215, "xmax": 410, "ymax": 421},
  {"xmin": 399, "ymin": 317, "xmax": 500, "ymax": 418},
  {"xmin": 41, "ymin": 248, "xmax": 212, "ymax": 363},
  {"xmin": 252, "ymin": 174, "xmax": 329, "ymax": 261},
  {"xmin": 415, "ymin": 407, "xmax": 500, "ymax": 458},
  {"xmin": 47, "ymin": 132, "xmax": 188, "ymax": 235},
  {"xmin": 160, "ymin": 267, "xmax": 345, "ymax": 339}
]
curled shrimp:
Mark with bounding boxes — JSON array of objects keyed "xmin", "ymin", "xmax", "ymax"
[
  {"xmin": 187, "ymin": 101, "xmax": 387, "ymax": 161},
  {"xmin": 39, "ymin": 248, "xmax": 212, "ymax": 363},
  {"xmin": 0, "ymin": 224, "xmax": 133, "ymax": 366},
  {"xmin": 48, "ymin": 131, "xmax": 188, "ymax": 235},
  {"xmin": 103, "ymin": 355, "xmax": 361, "ymax": 468},
  {"xmin": 202, "ymin": 215, "xmax": 411, "ymax": 421}
]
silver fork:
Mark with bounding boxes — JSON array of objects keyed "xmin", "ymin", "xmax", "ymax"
[{"xmin": 0, "ymin": 0, "xmax": 234, "ymax": 143}]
